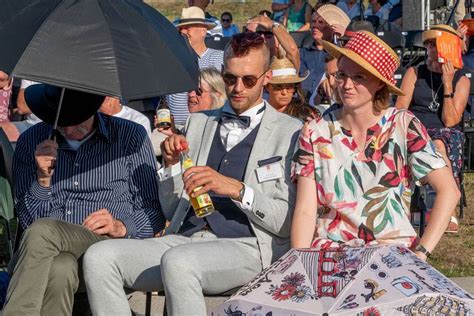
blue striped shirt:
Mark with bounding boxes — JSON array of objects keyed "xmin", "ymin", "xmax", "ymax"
[
  {"xmin": 13, "ymin": 114, "xmax": 164, "ymax": 239},
  {"xmin": 167, "ymin": 48, "xmax": 224, "ymax": 125}
]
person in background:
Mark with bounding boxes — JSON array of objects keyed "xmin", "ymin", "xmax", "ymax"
[
  {"xmin": 265, "ymin": 57, "xmax": 317, "ymax": 121},
  {"xmin": 99, "ymin": 96, "xmax": 152, "ymax": 137},
  {"xmin": 299, "ymin": 4, "xmax": 349, "ymax": 97},
  {"xmin": 364, "ymin": 0, "xmax": 400, "ymax": 21},
  {"xmin": 167, "ymin": 7, "xmax": 224, "ymax": 129},
  {"xmin": 247, "ymin": 14, "xmax": 301, "ymax": 72},
  {"xmin": 272, "ymin": 0, "xmax": 292, "ymax": 23},
  {"xmin": 282, "ymin": 0, "xmax": 312, "ymax": 32},
  {"xmin": 310, "ymin": 54, "xmax": 338, "ymax": 113},
  {"xmin": 0, "ymin": 71, "xmax": 12, "ymax": 122},
  {"xmin": 345, "ymin": 0, "xmax": 362, "ymax": 19},
  {"xmin": 221, "ymin": 11, "xmax": 240, "ymax": 37},
  {"xmin": 292, "ymin": 31, "xmax": 459, "ymax": 262},
  {"xmin": 395, "ymin": 25, "xmax": 470, "ymax": 234},
  {"xmin": 151, "ymin": 67, "xmax": 226, "ymax": 157},
  {"xmin": 186, "ymin": 0, "xmax": 223, "ymax": 36},
  {"xmin": 0, "ymin": 79, "xmax": 43, "ymax": 142}
]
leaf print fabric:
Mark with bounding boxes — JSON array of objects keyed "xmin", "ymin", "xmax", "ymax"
[{"xmin": 293, "ymin": 107, "xmax": 446, "ymax": 248}]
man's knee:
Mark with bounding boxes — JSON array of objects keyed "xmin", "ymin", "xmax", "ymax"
[
  {"xmin": 83, "ymin": 241, "xmax": 119, "ymax": 277},
  {"xmin": 48, "ymin": 253, "xmax": 79, "ymax": 293},
  {"xmin": 22, "ymin": 218, "xmax": 64, "ymax": 247},
  {"xmin": 161, "ymin": 246, "xmax": 198, "ymax": 280}
]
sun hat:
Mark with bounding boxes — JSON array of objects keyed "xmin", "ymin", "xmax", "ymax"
[
  {"xmin": 422, "ymin": 24, "xmax": 460, "ymax": 43},
  {"xmin": 268, "ymin": 57, "xmax": 309, "ymax": 85},
  {"xmin": 316, "ymin": 4, "xmax": 351, "ymax": 29},
  {"xmin": 322, "ymin": 31, "xmax": 404, "ymax": 96},
  {"xmin": 175, "ymin": 7, "xmax": 216, "ymax": 30},
  {"xmin": 339, "ymin": 20, "xmax": 375, "ymax": 42},
  {"xmin": 25, "ymin": 84, "xmax": 105, "ymax": 126}
]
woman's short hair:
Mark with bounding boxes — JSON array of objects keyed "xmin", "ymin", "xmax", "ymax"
[
  {"xmin": 200, "ymin": 67, "xmax": 227, "ymax": 109},
  {"xmin": 221, "ymin": 11, "xmax": 233, "ymax": 20}
]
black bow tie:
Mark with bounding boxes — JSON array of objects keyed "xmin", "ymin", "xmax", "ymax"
[{"xmin": 220, "ymin": 112, "xmax": 251, "ymax": 127}]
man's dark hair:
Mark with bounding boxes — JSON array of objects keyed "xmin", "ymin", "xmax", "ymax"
[
  {"xmin": 221, "ymin": 11, "xmax": 233, "ymax": 20},
  {"xmin": 324, "ymin": 54, "xmax": 336, "ymax": 63},
  {"xmin": 224, "ymin": 32, "xmax": 271, "ymax": 68},
  {"xmin": 259, "ymin": 10, "xmax": 272, "ymax": 18}
]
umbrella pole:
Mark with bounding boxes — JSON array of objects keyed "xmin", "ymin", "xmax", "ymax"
[{"xmin": 50, "ymin": 87, "xmax": 65, "ymax": 141}]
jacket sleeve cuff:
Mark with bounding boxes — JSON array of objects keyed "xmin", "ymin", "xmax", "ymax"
[
  {"xmin": 30, "ymin": 181, "xmax": 53, "ymax": 200},
  {"xmin": 118, "ymin": 216, "xmax": 137, "ymax": 239}
]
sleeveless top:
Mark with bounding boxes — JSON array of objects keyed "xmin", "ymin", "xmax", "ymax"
[
  {"xmin": 410, "ymin": 64, "xmax": 467, "ymax": 130},
  {"xmin": 287, "ymin": 1, "xmax": 309, "ymax": 32}
]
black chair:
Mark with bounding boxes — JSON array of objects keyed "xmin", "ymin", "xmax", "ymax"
[
  {"xmin": 394, "ymin": 66, "xmax": 407, "ymax": 88},
  {"xmin": 205, "ymin": 35, "xmax": 231, "ymax": 51},
  {"xmin": 402, "ymin": 30, "xmax": 426, "ymax": 67},
  {"xmin": 376, "ymin": 31, "xmax": 405, "ymax": 57}
]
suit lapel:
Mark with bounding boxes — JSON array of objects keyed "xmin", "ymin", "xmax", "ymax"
[
  {"xmin": 195, "ymin": 108, "xmax": 222, "ymax": 166},
  {"xmin": 244, "ymin": 101, "xmax": 278, "ymax": 185}
]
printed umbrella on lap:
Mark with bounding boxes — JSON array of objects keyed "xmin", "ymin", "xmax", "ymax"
[
  {"xmin": 211, "ymin": 245, "xmax": 474, "ymax": 315},
  {"xmin": 0, "ymin": 0, "xmax": 199, "ymax": 101}
]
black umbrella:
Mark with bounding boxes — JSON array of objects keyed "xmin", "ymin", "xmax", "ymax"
[{"xmin": 0, "ymin": 0, "xmax": 199, "ymax": 102}]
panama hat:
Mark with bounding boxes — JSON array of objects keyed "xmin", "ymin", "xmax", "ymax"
[
  {"xmin": 422, "ymin": 24, "xmax": 460, "ymax": 43},
  {"xmin": 322, "ymin": 31, "xmax": 404, "ymax": 96},
  {"xmin": 268, "ymin": 57, "xmax": 309, "ymax": 85},
  {"xmin": 25, "ymin": 84, "xmax": 104, "ymax": 126},
  {"xmin": 316, "ymin": 4, "xmax": 351, "ymax": 29},
  {"xmin": 175, "ymin": 7, "xmax": 216, "ymax": 30}
]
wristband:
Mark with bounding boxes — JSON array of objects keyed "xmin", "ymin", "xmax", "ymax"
[
  {"xmin": 414, "ymin": 244, "xmax": 431, "ymax": 258},
  {"xmin": 443, "ymin": 93, "xmax": 454, "ymax": 98}
]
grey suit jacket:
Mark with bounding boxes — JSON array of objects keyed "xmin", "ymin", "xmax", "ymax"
[{"xmin": 158, "ymin": 102, "xmax": 302, "ymax": 268}]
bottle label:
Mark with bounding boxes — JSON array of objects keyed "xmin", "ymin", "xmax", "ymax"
[
  {"xmin": 156, "ymin": 109, "xmax": 171, "ymax": 124},
  {"xmin": 190, "ymin": 190, "xmax": 213, "ymax": 210}
]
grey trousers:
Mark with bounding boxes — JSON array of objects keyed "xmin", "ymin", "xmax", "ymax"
[
  {"xmin": 3, "ymin": 218, "xmax": 107, "ymax": 316},
  {"xmin": 83, "ymin": 231, "xmax": 262, "ymax": 316}
]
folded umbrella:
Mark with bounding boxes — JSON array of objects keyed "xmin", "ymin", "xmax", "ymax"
[
  {"xmin": 211, "ymin": 245, "xmax": 474, "ymax": 315},
  {"xmin": 0, "ymin": 0, "xmax": 199, "ymax": 101}
]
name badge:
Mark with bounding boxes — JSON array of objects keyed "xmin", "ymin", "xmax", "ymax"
[{"xmin": 256, "ymin": 162, "xmax": 283, "ymax": 183}]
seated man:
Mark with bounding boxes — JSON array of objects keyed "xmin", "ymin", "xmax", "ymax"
[
  {"xmin": 83, "ymin": 32, "xmax": 302, "ymax": 315},
  {"xmin": 2, "ymin": 84, "xmax": 164, "ymax": 315}
]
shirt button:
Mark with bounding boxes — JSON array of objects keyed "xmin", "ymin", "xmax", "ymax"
[
  {"xmin": 223, "ymin": 159, "xmax": 229, "ymax": 164},
  {"xmin": 74, "ymin": 181, "xmax": 79, "ymax": 186},
  {"xmin": 67, "ymin": 211, "xmax": 71, "ymax": 215}
]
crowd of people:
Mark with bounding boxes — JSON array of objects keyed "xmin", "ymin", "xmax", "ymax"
[{"xmin": 0, "ymin": 0, "xmax": 472, "ymax": 314}]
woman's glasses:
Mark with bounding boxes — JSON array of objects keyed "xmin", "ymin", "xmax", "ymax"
[
  {"xmin": 222, "ymin": 71, "xmax": 267, "ymax": 89},
  {"xmin": 334, "ymin": 71, "xmax": 368, "ymax": 85},
  {"xmin": 221, "ymin": 19, "xmax": 231, "ymax": 22},
  {"xmin": 270, "ymin": 83, "xmax": 296, "ymax": 91}
]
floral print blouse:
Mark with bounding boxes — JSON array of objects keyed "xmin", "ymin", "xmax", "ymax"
[{"xmin": 293, "ymin": 107, "xmax": 446, "ymax": 248}]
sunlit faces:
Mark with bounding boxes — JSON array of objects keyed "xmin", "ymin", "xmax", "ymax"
[
  {"xmin": 221, "ymin": 14, "xmax": 232, "ymax": 28},
  {"xmin": 223, "ymin": 49, "xmax": 271, "ymax": 114},
  {"xmin": 188, "ymin": 80, "xmax": 213, "ymax": 113},
  {"xmin": 179, "ymin": 24, "xmax": 208, "ymax": 42},
  {"xmin": 336, "ymin": 56, "xmax": 384, "ymax": 110},
  {"xmin": 424, "ymin": 39, "xmax": 438, "ymax": 63},
  {"xmin": 266, "ymin": 83, "xmax": 296, "ymax": 112},
  {"xmin": 311, "ymin": 13, "xmax": 329, "ymax": 41},
  {"xmin": 57, "ymin": 116, "xmax": 95, "ymax": 141}
]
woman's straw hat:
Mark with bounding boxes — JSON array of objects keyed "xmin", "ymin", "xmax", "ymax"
[
  {"xmin": 422, "ymin": 24, "xmax": 460, "ymax": 43},
  {"xmin": 268, "ymin": 57, "xmax": 309, "ymax": 85},
  {"xmin": 316, "ymin": 4, "xmax": 351, "ymax": 29},
  {"xmin": 175, "ymin": 7, "xmax": 216, "ymax": 30},
  {"xmin": 322, "ymin": 31, "xmax": 404, "ymax": 95}
]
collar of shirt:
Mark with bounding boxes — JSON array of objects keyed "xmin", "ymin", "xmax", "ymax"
[
  {"xmin": 56, "ymin": 113, "xmax": 111, "ymax": 150},
  {"xmin": 221, "ymin": 101, "xmax": 265, "ymax": 129}
]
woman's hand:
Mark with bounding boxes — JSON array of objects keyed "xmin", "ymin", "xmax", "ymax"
[
  {"xmin": 441, "ymin": 61, "xmax": 455, "ymax": 87},
  {"xmin": 331, "ymin": 24, "xmax": 346, "ymax": 37}
]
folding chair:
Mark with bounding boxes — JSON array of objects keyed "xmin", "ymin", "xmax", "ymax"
[{"xmin": 205, "ymin": 35, "xmax": 231, "ymax": 51}]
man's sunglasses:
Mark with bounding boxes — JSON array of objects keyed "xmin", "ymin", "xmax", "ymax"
[
  {"xmin": 222, "ymin": 70, "xmax": 268, "ymax": 89},
  {"xmin": 256, "ymin": 30, "xmax": 273, "ymax": 38},
  {"xmin": 221, "ymin": 19, "xmax": 231, "ymax": 22}
]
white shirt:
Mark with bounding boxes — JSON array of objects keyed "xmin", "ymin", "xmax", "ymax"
[
  {"xmin": 113, "ymin": 105, "xmax": 151, "ymax": 137},
  {"xmin": 158, "ymin": 101, "xmax": 267, "ymax": 212}
]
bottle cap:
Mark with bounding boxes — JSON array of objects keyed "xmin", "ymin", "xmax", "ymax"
[{"xmin": 180, "ymin": 140, "xmax": 189, "ymax": 151}]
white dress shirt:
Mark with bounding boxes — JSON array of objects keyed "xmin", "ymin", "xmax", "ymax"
[{"xmin": 158, "ymin": 101, "xmax": 267, "ymax": 211}]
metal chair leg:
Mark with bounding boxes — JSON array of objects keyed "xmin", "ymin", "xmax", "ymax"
[{"xmin": 145, "ymin": 292, "xmax": 152, "ymax": 316}]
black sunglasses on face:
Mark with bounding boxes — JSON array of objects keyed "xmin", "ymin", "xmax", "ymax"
[
  {"xmin": 256, "ymin": 30, "xmax": 273, "ymax": 38},
  {"xmin": 221, "ymin": 19, "xmax": 231, "ymax": 22},
  {"xmin": 222, "ymin": 71, "xmax": 268, "ymax": 89}
]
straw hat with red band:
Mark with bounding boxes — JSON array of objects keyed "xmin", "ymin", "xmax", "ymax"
[
  {"xmin": 422, "ymin": 24, "xmax": 460, "ymax": 43},
  {"xmin": 322, "ymin": 31, "xmax": 404, "ymax": 96}
]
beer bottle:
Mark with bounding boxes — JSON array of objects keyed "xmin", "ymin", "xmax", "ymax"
[
  {"xmin": 156, "ymin": 97, "xmax": 172, "ymax": 128},
  {"xmin": 179, "ymin": 141, "xmax": 215, "ymax": 218}
]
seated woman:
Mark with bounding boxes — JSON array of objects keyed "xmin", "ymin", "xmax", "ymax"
[
  {"xmin": 150, "ymin": 67, "xmax": 226, "ymax": 157},
  {"xmin": 395, "ymin": 25, "xmax": 470, "ymax": 233},
  {"xmin": 291, "ymin": 31, "xmax": 460, "ymax": 261},
  {"xmin": 282, "ymin": 0, "xmax": 312, "ymax": 32},
  {"xmin": 266, "ymin": 57, "xmax": 318, "ymax": 121}
]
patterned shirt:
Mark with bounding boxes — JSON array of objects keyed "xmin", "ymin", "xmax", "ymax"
[
  {"xmin": 13, "ymin": 114, "xmax": 164, "ymax": 238},
  {"xmin": 166, "ymin": 48, "xmax": 224, "ymax": 125},
  {"xmin": 293, "ymin": 107, "xmax": 446, "ymax": 248}
]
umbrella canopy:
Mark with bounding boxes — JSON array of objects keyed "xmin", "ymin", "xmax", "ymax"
[
  {"xmin": 0, "ymin": 0, "xmax": 199, "ymax": 101},
  {"xmin": 211, "ymin": 245, "xmax": 474, "ymax": 315}
]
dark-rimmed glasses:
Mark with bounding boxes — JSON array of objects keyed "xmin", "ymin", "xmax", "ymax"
[
  {"xmin": 335, "ymin": 71, "xmax": 368, "ymax": 85},
  {"xmin": 222, "ymin": 70, "xmax": 268, "ymax": 89}
]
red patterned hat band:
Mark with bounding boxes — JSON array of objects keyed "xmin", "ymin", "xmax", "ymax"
[{"xmin": 344, "ymin": 32, "xmax": 400, "ymax": 85}]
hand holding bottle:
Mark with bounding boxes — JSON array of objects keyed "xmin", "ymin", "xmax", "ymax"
[{"xmin": 161, "ymin": 134, "xmax": 188, "ymax": 167}]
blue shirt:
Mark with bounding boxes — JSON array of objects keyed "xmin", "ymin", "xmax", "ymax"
[
  {"xmin": 299, "ymin": 45, "xmax": 327, "ymax": 95},
  {"xmin": 222, "ymin": 24, "xmax": 240, "ymax": 37},
  {"xmin": 13, "ymin": 113, "xmax": 164, "ymax": 239}
]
